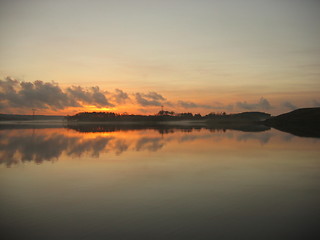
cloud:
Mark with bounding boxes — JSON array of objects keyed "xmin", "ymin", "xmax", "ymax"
[
  {"xmin": 67, "ymin": 85, "xmax": 114, "ymax": 107},
  {"xmin": 282, "ymin": 101, "xmax": 297, "ymax": 110},
  {"xmin": 137, "ymin": 108, "xmax": 149, "ymax": 113},
  {"xmin": 135, "ymin": 91, "xmax": 166, "ymax": 106},
  {"xmin": 1, "ymin": 77, "xmax": 289, "ymax": 115},
  {"xmin": 1, "ymin": 77, "xmax": 171, "ymax": 112},
  {"xmin": 0, "ymin": 77, "xmax": 116, "ymax": 111},
  {"xmin": 163, "ymin": 101, "xmax": 174, "ymax": 107},
  {"xmin": 113, "ymin": 88, "xmax": 129, "ymax": 104},
  {"xmin": 0, "ymin": 77, "xmax": 79, "ymax": 110},
  {"xmin": 178, "ymin": 100, "xmax": 233, "ymax": 110},
  {"xmin": 236, "ymin": 97, "xmax": 272, "ymax": 110},
  {"xmin": 178, "ymin": 101, "xmax": 205, "ymax": 109}
]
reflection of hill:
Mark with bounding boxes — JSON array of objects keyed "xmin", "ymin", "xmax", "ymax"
[{"xmin": 265, "ymin": 108, "xmax": 320, "ymax": 138}]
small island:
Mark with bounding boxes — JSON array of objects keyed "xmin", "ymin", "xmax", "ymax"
[{"xmin": 65, "ymin": 110, "xmax": 271, "ymax": 123}]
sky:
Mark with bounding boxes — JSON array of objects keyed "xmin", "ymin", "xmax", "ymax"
[{"xmin": 0, "ymin": 0, "xmax": 320, "ymax": 115}]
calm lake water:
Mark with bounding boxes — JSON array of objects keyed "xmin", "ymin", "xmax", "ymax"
[{"xmin": 1, "ymin": 123, "xmax": 320, "ymax": 239}]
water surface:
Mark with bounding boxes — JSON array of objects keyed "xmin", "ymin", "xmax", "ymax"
[{"xmin": 1, "ymin": 124, "xmax": 320, "ymax": 239}]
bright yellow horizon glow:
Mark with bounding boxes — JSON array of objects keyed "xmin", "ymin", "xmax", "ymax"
[{"xmin": 84, "ymin": 105, "xmax": 117, "ymax": 113}]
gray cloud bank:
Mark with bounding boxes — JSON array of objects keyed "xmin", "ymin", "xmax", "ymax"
[
  {"xmin": 0, "ymin": 77, "xmax": 78, "ymax": 110},
  {"xmin": 1, "ymin": 77, "xmax": 310, "ymax": 114},
  {"xmin": 178, "ymin": 100, "xmax": 233, "ymax": 111},
  {"xmin": 66, "ymin": 85, "xmax": 113, "ymax": 107},
  {"xmin": 177, "ymin": 98, "xmax": 274, "ymax": 112},
  {"xmin": 113, "ymin": 89, "xmax": 130, "ymax": 104},
  {"xmin": 236, "ymin": 97, "xmax": 272, "ymax": 110},
  {"xmin": 0, "ymin": 77, "xmax": 126, "ymax": 111},
  {"xmin": 135, "ymin": 92, "xmax": 166, "ymax": 106}
]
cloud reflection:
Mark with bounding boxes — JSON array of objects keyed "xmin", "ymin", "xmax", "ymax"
[
  {"xmin": 0, "ymin": 125, "xmax": 289, "ymax": 166},
  {"xmin": 135, "ymin": 137, "xmax": 165, "ymax": 152}
]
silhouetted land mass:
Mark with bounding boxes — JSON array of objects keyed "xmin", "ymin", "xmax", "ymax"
[
  {"xmin": 64, "ymin": 111, "xmax": 271, "ymax": 133},
  {"xmin": 3, "ymin": 108, "xmax": 320, "ymax": 138},
  {"xmin": 66, "ymin": 111, "xmax": 271, "ymax": 122},
  {"xmin": 265, "ymin": 107, "xmax": 320, "ymax": 138},
  {"xmin": 0, "ymin": 114, "xmax": 64, "ymax": 121}
]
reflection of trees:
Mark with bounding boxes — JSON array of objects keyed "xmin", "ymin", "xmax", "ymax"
[{"xmin": 67, "ymin": 123, "xmax": 270, "ymax": 134}]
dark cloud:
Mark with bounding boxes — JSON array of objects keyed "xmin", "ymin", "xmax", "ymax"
[
  {"xmin": 135, "ymin": 91, "xmax": 166, "ymax": 106},
  {"xmin": 282, "ymin": 101, "xmax": 297, "ymax": 110},
  {"xmin": 178, "ymin": 101, "xmax": 205, "ymax": 109},
  {"xmin": 145, "ymin": 92, "xmax": 165, "ymax": 101},
  {"xmin": 178, "ymin": 100, "xmax": 233, "ymax": 110},
  {"xmin": 0, "ymin": 77, "xmax": 78, "ymax": 110},
  {"xmin": 236, "ymin": 97, "xmax": 272, "ymax": 110},
  {"xmin": 67, "ymin": 85, "xmax": 114, "ymax": 107},
  {"xmin": 0, "ymin": 77, "xmax": 116, "ymax": 111},
  {"xmin": 113, "ymin": 88, "xmax": 129, "ymax": 104},
  {"xmin": 0, "ymin": 77, "xmax": 283, "ymax": 114}
]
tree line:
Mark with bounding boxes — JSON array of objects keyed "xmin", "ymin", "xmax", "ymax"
[{"xmin": 66, "ymin": 110, "xmax": 270, "ymax": 122}]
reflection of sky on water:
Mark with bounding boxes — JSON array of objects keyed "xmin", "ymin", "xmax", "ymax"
[
  {"xmin": 1, "ymin": 126, "xmax": 320, "ymax": 239},
  {"xmin": 0, "ymin": 127, "xmax": 318, "ymax": 166}
]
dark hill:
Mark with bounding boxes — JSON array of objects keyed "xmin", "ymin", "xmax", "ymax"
[
  {"xmin": 229, "ymin": 112, "xmax": 271, "ymax": 121},
  {"xmin": 265, "ymin": 108, "xmax": 320, "ymax": 138}
]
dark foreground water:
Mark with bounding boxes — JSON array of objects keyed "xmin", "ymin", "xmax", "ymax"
[{"xmin": 1, "ymin": 123, "xmax": 320, "ymax": 239}]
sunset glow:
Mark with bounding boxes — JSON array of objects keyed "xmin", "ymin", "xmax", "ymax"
[
  {"xmin": 1, "ymin": 1, "xmax": 320, "ymax": 239},
  {"xmin": 0, "ymin": 0, "xmax": 319, "ymax": 115}
]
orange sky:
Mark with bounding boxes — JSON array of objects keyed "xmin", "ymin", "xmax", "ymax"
[{"xmin": 0, "ymin": 0, "xmax": 319, "ymax": 115}]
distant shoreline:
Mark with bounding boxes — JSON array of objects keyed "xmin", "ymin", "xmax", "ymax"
[{"xmin": 1, "ymin": 108, "xmax": 320, "ymax": 138}]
